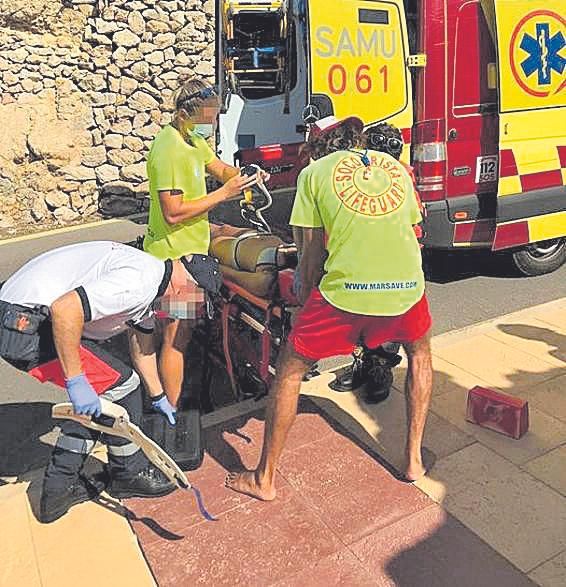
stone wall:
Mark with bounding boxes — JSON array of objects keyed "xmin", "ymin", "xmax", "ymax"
[{"xmin": 0, "ymin": 0, "xmax": 215, "ymax": 235}]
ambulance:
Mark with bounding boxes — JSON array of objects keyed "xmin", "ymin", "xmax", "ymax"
[{"xmin": 216, "ymin": 0, "xmax": 566, "ymax": 275}]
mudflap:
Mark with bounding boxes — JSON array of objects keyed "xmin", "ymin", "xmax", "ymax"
[{"xmin": 141, "ymin": 407, "xmax": 204, "ymax": 471}]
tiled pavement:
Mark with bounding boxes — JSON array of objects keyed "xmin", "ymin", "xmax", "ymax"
[
  {"xmin": 128, "ymin": 402, "xmax": 535, "ymax": 586},
  {"xmin": 1, "ymin": 298, "xmax": 565, "ymax": 586}
]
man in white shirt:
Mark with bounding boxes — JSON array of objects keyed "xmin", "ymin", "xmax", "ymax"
[{"xmin": 0, "ymin": 241, "xmax": 220, "ymax": 522}]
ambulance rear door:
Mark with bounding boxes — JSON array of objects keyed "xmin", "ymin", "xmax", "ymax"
[
  {"xmin": 306, "ymin": 0, "xmax": 413, "ymax": 139},
  {"xmin": 489, "ymin": 0, "xmax": 566, "ymax": 251}
]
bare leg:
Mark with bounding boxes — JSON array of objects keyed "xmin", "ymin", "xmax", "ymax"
[
  {"xmin": 158, "ymin": 318, "xmax": 192, "ymax": 408},
  {"xmin": 402, "ymin": 332, "xmax": 433, "ymax": 481},
  {"xmin": 226, "ymin": 343, "xmax": 315, "ymax": 500}
]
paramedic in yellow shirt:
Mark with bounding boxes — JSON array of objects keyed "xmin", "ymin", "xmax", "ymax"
[
  {"xmin": 227, "ymin": 116, "xmax": 433, "ymax": 500},
  {"xmin": 143, "ymin": 78, "xmax": 260, "ymax": 411}
]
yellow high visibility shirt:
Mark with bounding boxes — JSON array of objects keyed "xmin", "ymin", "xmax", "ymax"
[
  {"xmin": 144, "ymin": 125, "xmax": 215, "ymax": 260},
  {"xmin": 290, "ymin": 150, "xmax": 425, "ymax": 316}
]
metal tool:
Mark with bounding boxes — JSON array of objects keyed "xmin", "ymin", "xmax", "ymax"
[
  {"xmin": 52, "ymin": 398, "xmax": 217, "ymax": 521},
  {"xmin": 240, "ymin": 163, "xmax": 272, "ymax": 233}
]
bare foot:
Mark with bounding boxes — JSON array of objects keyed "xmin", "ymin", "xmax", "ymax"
[
  {"xmin": 403, "ymin": 462, "xmax": 427, "ymax": 482},
  {"xmin": 225, "ymin": 471, "xmax": 276, "ymax": 501}
]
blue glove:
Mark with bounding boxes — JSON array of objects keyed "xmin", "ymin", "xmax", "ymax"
[
  {"xmin": 66, "ymin": 374, "xmax": 101, "ymax": 417},
  {"xmin": 151, "ymin": 394, "xmax": 177, "ymax": 426}
]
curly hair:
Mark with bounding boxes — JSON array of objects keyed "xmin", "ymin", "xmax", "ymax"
[
  {"xmin": 302, "ymin": 123, "xmax": 367, "ymax": 161},
  {"xmin": 364, "ymin": 123, "xmax": 403, "ymax": 159}
]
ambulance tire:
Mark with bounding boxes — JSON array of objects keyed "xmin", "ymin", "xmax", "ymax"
[{"xmin": 510, "ymin": 238, "xmax": 566, "ymax": 276}]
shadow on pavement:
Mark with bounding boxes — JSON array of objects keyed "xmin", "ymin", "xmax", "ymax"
[
  {"xmin": 0, "ymin": 402, "xmax": 55, "ymax": 477},
  {"xmin": 424, "ymin": 249, "xmax": 519, "ymax": 284},
  {"xmin": 498, "ymin": 322, "xmax": 565, "ymax": 363},
  {"xmin": 95, "ymin": 494, "xmax": 185, "ymax": 542},
  {"xmin": 382, "ymin": 511, "xmax": 537, "ymax": 587}
]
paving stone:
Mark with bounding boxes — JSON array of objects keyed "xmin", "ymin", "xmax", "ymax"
[
  {"xmin": 272, "ymin": 549, "xmax": 376, "ymax": 586},
  {"xmin": 433, "ymin": 334, "xmax": 560, "ymax": 392},
  {"xmin": 303, "ymin": 374, "xmax": 475, "ymax": 474},
  {"xmin": 529, "ymin": 550, "xmax": 566, "ymax": 587},
  {"xmin": 278, "ymin": 432, "xmax": 432, "ymax": 544},
  {"xmin": 535, "ymin": 306, "xmax": 566, "ymax": 331},
  {"xmin": 129, "ymin": 403, "xmax": 334, "ymax": 544},
  {"xmin": 141, "ymin": 485, "xmax": 343, "ymax": 586},
  {"xmin": 431, "ymin": 386, "xmax": 566, "ymax": 465},
  {"xmin": 0, "ymin": 487, "xmax": 41, "ymax": 586},
  {"xmin": 28, "ymin": 491, "xmax": 154, "ymax": 586},
  {"xmin": 519, "ymin": 374, "xmax": 566, "ymax": 424},
  {"xmin": 204, "ymin": 405, "xmax": 336, "ymax": 472},
  {"xmin": 433, "ymin": 444, "xmax": 566, "ymax": 572},
  {"xmin": 486, "ymin": 318, "xmax": 566, "ymax": 366},
  {"xmin": 351, "ymin": 505, "xmax": 537, "ymax": 587},
  {"xmin": 523, "ymin": 446, "xmax": 566, "ymax": 497},
  {"xmin": 126, "ymin": 452, "xmax": 275, "ymax": 546},
  {"xmin": 429, "ymin": 355, "xmax": 494, "ymax": 397}
]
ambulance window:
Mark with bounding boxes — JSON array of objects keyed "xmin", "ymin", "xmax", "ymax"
[
  {"xmin": 359, "ymin": 9, "xmax": 389, "ymax": 25},
  {"xmin": 453, "ymin": 1, "xmax": 497, "ymax": 115}
]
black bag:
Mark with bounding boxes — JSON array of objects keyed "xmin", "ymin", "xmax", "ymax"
[
  {"xmin": 0, "ymin": 301, "xmax": 50, "ymax": 365},
  {"xmin": 98, "ymin": 195, "xmax": 149, "ymax": 219}
]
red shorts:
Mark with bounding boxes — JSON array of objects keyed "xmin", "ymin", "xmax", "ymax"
[{"xmin": 288, "ymin": 289, "xmax": 432, "ymax": 360}]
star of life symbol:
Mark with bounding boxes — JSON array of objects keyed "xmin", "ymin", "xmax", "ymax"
[{"xmin": 519, "ymin": 21, "xmax": 565, "ymax": 86}]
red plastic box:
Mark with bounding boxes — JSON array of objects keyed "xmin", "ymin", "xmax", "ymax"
[{"xmin": 466, "ymin": 386, "xmax": 529, "ymax": 439}]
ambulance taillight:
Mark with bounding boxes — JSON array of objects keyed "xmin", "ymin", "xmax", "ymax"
[
  {"xmin": 412, "ymin": 119, "xmax": 447, "ymax": 201},
  {"xmin": 258, "ymin": 145, "xmax": 284, "ymax": 161}
]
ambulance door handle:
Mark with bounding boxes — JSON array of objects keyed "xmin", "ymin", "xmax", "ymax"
[
  {"xmin": 504, "ymin": 123, "xmax": 509, "ymax": 135},
  {"xmin": 448, "ymin": 128, "xmax": 458, "ymax": 141}
]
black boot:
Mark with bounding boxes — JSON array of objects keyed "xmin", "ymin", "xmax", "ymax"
[
  {"xmin": 363, "ymin": 349, "xmax": 402, "ymax": 404},
  {"xmin": 329, "ymin": 347, "xmax": 402, "ymax": 399},
  {"xmin": 39, "ymin": 472, "xmax": 106, "ymax": 524},
  {"xmin": 107, "ymin": 465, "xmax": 176, "ymax": 499},
  {"xmin": 329, "ymin": 349, "xmax": 365, "ymax": 392}
]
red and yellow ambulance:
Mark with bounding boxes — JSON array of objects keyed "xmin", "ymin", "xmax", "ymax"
[{"xmin": 217, "ymin": 0, "xmax": 566, "ymax": 275}]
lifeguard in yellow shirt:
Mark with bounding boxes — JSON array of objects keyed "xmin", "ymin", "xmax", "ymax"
[
  {"xmin": 227, "ymin": 116, "xmax": 433, "ymax": 500},
  {"xmin": 144, "ymin": 78, "xmax": 260, "ymax": 412}
]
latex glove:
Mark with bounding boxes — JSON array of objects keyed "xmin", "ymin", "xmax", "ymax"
[
  {"xmin": 66, "ymin": 374, "xmax": 101, "ymax": 417},
  {"xmin": 151, "ymin": 395, "xmax": 177, "ymax": 426}
]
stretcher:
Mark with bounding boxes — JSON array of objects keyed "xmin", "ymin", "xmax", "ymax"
[
  {"xmin": 222, "ymin": 0, "xmax": 290, "ymax": 95},
  {"xmin": 200, "ymin": 225, "xmax": 299, "ymax": 402},
  {"xmin": 202, "ymin": 172, "xmax": 402, "ymax": 404}
]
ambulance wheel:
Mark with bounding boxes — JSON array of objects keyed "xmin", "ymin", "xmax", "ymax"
[{"xmin": 510, "ymin": 238, "xmax": 566, "ymax": 276}]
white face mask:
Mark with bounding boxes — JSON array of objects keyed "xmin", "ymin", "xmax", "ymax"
[{"xmin": 194, "ymin": 123, "xmax": 214, "ymax": 139}]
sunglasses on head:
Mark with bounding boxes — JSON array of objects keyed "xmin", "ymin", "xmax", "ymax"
[
  {"xmin": 370, "ymin": 134, "xmax": 403, "ymax": 152},
  {"xmin": 185, "ymin": 86, "xmax": 218, "ymax": 101},
  {"xmin": 176, "ymin": 86, "xmax": 218, "ymax": 111}
]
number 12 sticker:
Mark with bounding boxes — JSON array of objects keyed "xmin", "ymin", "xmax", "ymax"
[{"xmin": 475, "ymin": 155, "xmax": 498, "ymax": 183}]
